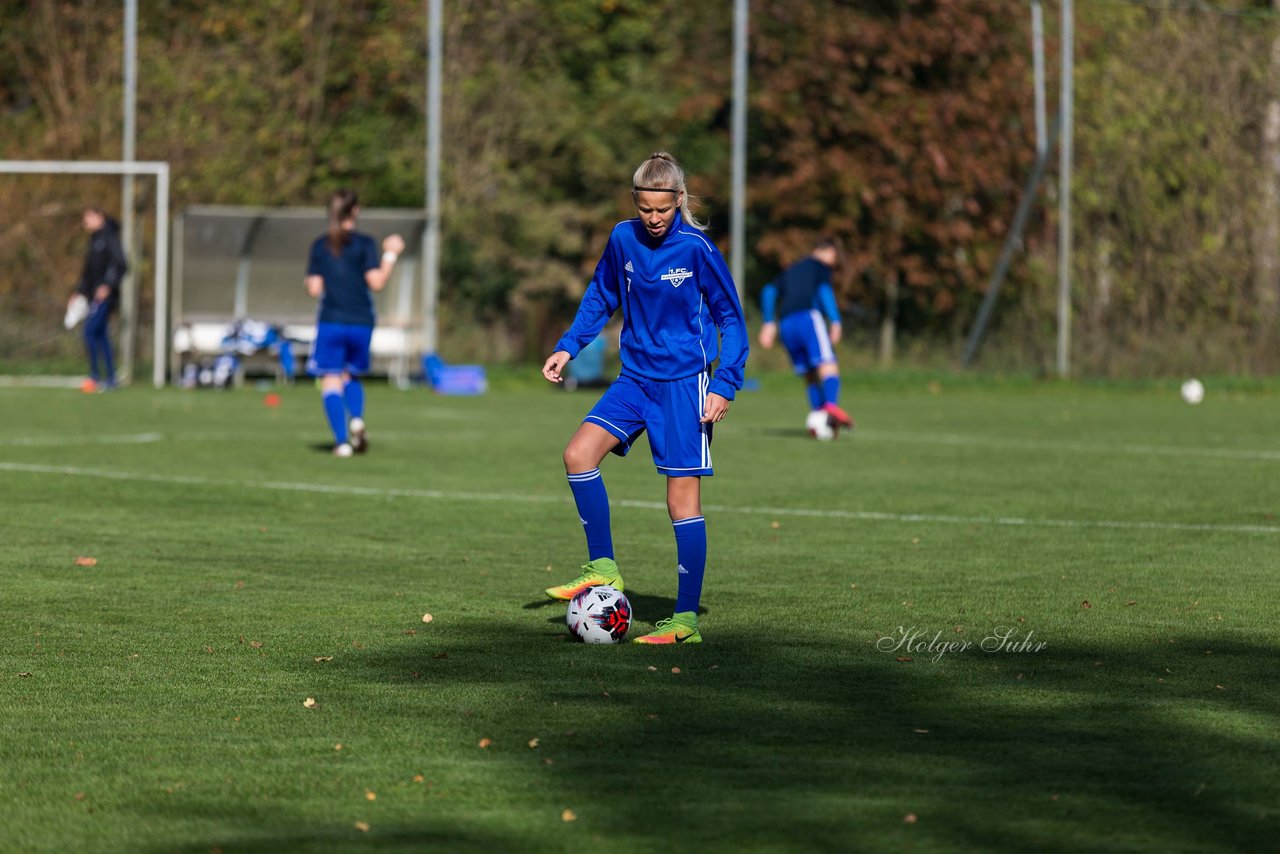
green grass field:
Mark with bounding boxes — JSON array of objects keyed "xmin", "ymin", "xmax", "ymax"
[{"xmin": 1, "ymin": 374, "xmax": 1278, "ymax": 852}]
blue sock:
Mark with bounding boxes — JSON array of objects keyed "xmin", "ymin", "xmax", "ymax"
[
  {"xmin": 807, "ymin": 383, "xmax": 823, "ymax": 410},
  {"xmin": 673, "ymin": 516, "xmax": 707, "ymax": 614},
  {"xmin": 822, "ymin": 375, "xmax": 841, "ymax": 406},
  {"xmin": 323, "ymin": 391, "xmax": 348, "ymax": 444},
  {"xmin": 344, "ymin": 378, "xmax": 365, "ymax": 419},
  {"xmin": 567, "ymin": 468, "xmax": 613, "ymax": 561}
]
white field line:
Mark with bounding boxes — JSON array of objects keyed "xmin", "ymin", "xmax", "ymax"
[
  {"xmin": 1, "ymin": 460, "xmax": 1277, "ymax": 535},
  {"xmin": 855, "ymin": 429, "xmax": 1280, "ymax": 462},
  {"xmin": 4, "ymin": 428, "xmax": 1279, "ymax": 462},
  {"xmin": 0, "ymin": 432, "xmax": 164, "ymax": 446}
]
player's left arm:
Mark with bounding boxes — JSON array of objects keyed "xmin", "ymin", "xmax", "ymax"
[
  {"xmin": 817, "ymin": 283, "xmax": 842, "ymax": 345},
  {"xmin": 701, "ymin": 247, "xmax": 749, "ymax": 422}
]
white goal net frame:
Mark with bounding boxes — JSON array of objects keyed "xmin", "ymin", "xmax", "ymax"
[{"xmin": 0, "ymin": 160, "xmax": 170, "ymax": 388}]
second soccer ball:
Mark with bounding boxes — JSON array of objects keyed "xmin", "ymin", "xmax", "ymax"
[{"xmin": 806, "ymin": 409, "xmax": 836, "ymax": 441}]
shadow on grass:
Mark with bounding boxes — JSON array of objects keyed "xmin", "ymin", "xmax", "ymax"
[{"xmin": 150, "ymin": 623, "xmax": 1280, "ymax": 852}]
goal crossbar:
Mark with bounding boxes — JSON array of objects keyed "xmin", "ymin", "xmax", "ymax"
[{"xmin": 0, "ymin": 159, "xmax": 170, "ymax": 388}]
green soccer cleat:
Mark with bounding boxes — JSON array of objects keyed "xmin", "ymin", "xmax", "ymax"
[
  {"xmin": 632, "ymin": 611, "xmax": 701, "ymax": 644},
  {"xmin": 544, "ymin": 558, "xmax": 624, "ymax": 601}
]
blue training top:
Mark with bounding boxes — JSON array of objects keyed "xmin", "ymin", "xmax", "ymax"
[
  {"xmin": 307, "ymin": 232, "xmax": 380, "ymax": 326},
  {"xmin": 554, "ymin": 217, "xmax": 749, "ymax": 401},
  {"xmin": 760, "ymin": 256, "xmax": 840, "ymax": 324}
]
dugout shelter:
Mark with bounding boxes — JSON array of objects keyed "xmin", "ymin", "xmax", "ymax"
[{"xmin": 171, "ymin": 206, "xmax": 427, "ymax": 386}]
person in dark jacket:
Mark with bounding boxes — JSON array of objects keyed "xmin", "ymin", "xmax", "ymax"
[{"xmin": 72, "ymin": 206, "xmax": 128, "ymax": 391}]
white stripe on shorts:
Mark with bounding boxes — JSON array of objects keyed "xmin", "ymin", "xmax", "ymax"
[{"xmin": 809, "ymin": 309, "xmax": 836, "ymax": 364}]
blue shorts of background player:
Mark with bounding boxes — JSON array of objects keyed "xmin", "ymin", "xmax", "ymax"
[
  {"xmin": 778, "ymin": 309, "xmax": 836, "ymax": 376},
  {"xmin": 584, "ymin": 371, "xmax": 714, "ymax": 477},
  {"xmin": 307, "ymin": 322, "xmax": 373, "ymax": 377}
]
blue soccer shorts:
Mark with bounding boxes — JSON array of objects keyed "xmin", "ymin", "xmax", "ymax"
[
  {"xmin": 779, "ymin": 309, "xmax": 836, "ymax": 374},
  {"xmin": 307, "ymin": 322, "xmax": 373, "ymax": 376},
  {"xmin": 583, "ymin": 371, "xmax": 714, "ymax": 477}
]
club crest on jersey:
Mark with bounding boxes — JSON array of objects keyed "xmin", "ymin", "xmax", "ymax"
[{"xmin": 661, "ymin": 266, "xmax": 693, "ymax": 288}]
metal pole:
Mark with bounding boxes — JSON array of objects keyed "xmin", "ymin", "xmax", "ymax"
[
  {"xmin": 962, "ymin": 118, "xmax": 1059, "ymax": 366},
  {"xmin": 1057, "ymin": 0, "xmax": 1073, "ymax": 377},
  {"xmin": 729, "ymin": 0, "xmax": 748, "ymax": 301},
  {"xmin": 422, "ymin": 0, "xmax": 442, "ymax": 359},
  {"xmin": 1032, "ymin": 0, "xmax": 1046, "ymax": 156},
  {"xmin": 152, "ymin": 164, "xmax": 170, "ymax": 388},
  {"xmin": 121, "ymin": 0, "xmax": 138, "ymax": 383}
]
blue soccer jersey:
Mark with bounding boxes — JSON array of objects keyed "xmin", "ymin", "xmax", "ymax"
[
  {"xmin": 554, "ymin": 218, "xmax": 748, "ymax": 401},
  {"xmin": 760, "ymin": 256, "xmax": 840, "ymax": 325},
  {"xmin": 307, "ymin": 233, "xmax": 380, "ymax": 327}
]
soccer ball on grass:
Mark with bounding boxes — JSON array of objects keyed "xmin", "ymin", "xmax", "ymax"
[
  {"xmin": 566, "ymin": 585, "xmax": 631, "ymax": 644},
  {"xmin": 1180, "ymin": 378, "xmax": 1205, "ymax": 405},
  {"xmin": 806, "ymin": 409, "xmax": 837, "ymax": 441}
]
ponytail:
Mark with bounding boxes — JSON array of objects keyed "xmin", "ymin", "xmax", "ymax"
[{"xmin": 326, "ymin": 189, "xmax": 359, "ymax": 257}]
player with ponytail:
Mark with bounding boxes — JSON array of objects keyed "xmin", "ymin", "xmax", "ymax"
[
  {"xmin": 304, "ymin": 190, "xmax": 404, "ymax": 457},
  {"xmin": 542, "ymin": 152, "xmax": 749, "ymax": 644}
]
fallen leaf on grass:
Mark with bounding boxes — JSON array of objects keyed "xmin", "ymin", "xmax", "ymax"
[
  {"xmin": 354, "ymin": 822, "xmax": 370, "ymax": 833},
  {"xmin": 314, "ymin": 656, "xmax": 333, "ymax": 663},
  {"xmin": 18, "ymin": 672, "xmax": 32, "ymax": 678},
  {"xmin": 903, "ymin": 813, "xmax": 918, "ymax": 824},
  {"xmin": 528, "ymin": 738, "xmax": 539, "ymax": 749},
  {"xmin": 561, "ymin": 809, "xmax": 577, "ymax": 822},
  {"xmin": 542, "ymin": 758, "xmax": 554, "ymax": 766},
  {"xmin": 646, "ymin": 666, "xmax": 657, "ymax": 672},
  {"xmin": 670, "ymin": 667, "xmax": 681, "ymax": 674},
  {"xmin": 1126, "ymin": 600, "xmax": 1137, "ymax": 607},
  {"xmin": 334, "ymin": 744, "xmax": 343, "ymax": 751},
  {"xmin": 402, "ymin": 629, "xmax": 417, "ymax": 636},
  {"xmin": 365, "ymin": 790, "xmax": 376, "ymax": 801},
  {"xmin": 74, "ymin": 792, "xmax": 85, "ymax": 801},
  {"xmin": 912, "ymin": 728, "xmax": 929, "ymax": 734},
  {"xmin": 250, "ymin": 641, "xmax": 263, "ymax": 649},
  {"xmin": 413, "ymin": 774, "xmax": 424, "ymax": 783},
  {"xmin": 896, "ymin": 657, "xmax": 913, "ymax": 663},
  {"xmin": 770, "ymin": 520, "xmax": 780, "ymax": 529},
  {"xmin": 1081, "ymin": 600, "xmax": 1092, "ymax": 609},
  {"xmin": 433, "ymin": 652, "xmax": 449, "ymax": 660},
  {"xmin": 422, "ymin": 614, "xmax": 434, "ymax": 623},
  {"xmin": 477, "ymin": 738, "xmax": 492, "ymax": 749},
  {"xmin": 303, "ymin": 697, "xmax": 318, "ymax": 709},
  {"xmin": 74, "ymin": 557, "xmax": 97, "ymax": 567}
]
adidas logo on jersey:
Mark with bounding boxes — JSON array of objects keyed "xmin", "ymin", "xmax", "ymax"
[{"xmin": 661, "ymin": 267, "xmax": 692, "ymax": 288}]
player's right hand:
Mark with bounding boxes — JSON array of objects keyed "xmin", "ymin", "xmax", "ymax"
[
  {"xmin": 758, "ymin": 322, "xmax": 777, "ymax": 348},
  {"xmin": 542, "ymin": 351, "xmax": 570, "ymax": 383},
  {"xmin": 382, "ymin": 234, "xmax": 406, "ymax": 256}
]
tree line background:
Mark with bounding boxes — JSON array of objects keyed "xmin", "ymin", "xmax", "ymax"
[{"xmin": 2, "ymin": 0, "xmax": 1279, "ymax": 377}]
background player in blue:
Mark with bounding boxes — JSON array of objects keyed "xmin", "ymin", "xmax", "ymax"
[
  {"xmin": 305, "ymin": 190, "xmax": 404, "ymax": 457},
  {"xmin": 757, "ymin": 237, "xmax": 855, "ymax": 431},
  {"xmin": 541, "ymin": 152, "xmax": 748, "ymax": 644}
]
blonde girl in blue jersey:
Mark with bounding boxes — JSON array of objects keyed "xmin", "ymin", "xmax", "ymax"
[{"xmin": 542, "ymin": 152, "xmax": 749, "ymax": 644}]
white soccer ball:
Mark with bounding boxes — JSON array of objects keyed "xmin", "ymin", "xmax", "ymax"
[
  {"xmin": 1180, "ymin": 378, "xmax": 1205, "ymax": 405},
  {"xmin": 566, "ymin": 585, "xmax": 631, "ymax": 644},
  {"xmin": 806, "ymin": 409, "xmax": 836, "ymax": 441}
]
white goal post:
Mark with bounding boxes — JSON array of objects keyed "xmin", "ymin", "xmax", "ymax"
[{"xmin": 0, "ymin": 159, "xmax": 170, "ymax": 388}]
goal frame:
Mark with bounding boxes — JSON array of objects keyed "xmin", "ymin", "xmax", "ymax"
[{"xmin": 0, "ymin": 160, "xmax": 170, "ymax": 388}]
